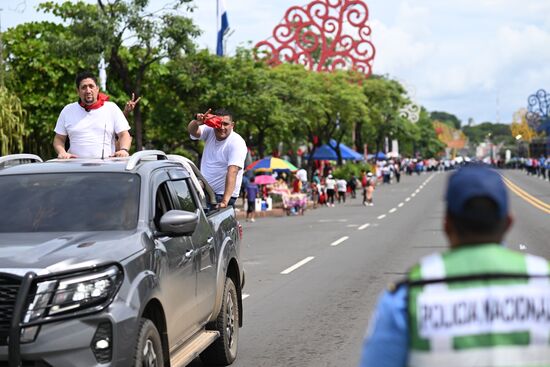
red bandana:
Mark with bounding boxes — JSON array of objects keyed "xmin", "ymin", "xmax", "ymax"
[
  {"xmin": 79, "ymin": 92, "xmax": 110, "ymax": 112},
  {"xmin": 203, "ymin": 114, "xmax": 224, "ymax": 129}
]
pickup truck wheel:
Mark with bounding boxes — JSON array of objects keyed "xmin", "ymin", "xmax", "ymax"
[
  {"xmin": 200, "ymin": 277, "xmax": 239, "ymax": 366},
  {"xmin": 134, "ymin": 319, "xmax": 164, "ymax": 367}
]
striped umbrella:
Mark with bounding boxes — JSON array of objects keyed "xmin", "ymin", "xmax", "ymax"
[{"xmin": 246, "ymin": 157, "xmax": 298, "ymax": 172}]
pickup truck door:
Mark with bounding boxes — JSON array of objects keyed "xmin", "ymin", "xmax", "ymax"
[
  {"xmin": 168, "ymin": 177, "xmax": 217, "ymax": 322},
  {"xmin": 151, "ymin": 177, "xmax": 198, "ymax": 344}
]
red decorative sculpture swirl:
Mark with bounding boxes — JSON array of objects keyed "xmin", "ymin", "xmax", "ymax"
[{"xmin": 255, "ymin": 0, "xmax": 375, "ymax": 76}]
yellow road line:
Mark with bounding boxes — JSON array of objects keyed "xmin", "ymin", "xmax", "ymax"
[{"xmin": 500, "ymin": 175, "xmax": 550, "ymax": 214}]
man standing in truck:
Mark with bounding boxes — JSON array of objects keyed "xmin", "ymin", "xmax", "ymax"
[
  {"xmin": 188, "ymin": 108, "xmax": 247, "ymax": 208},
  {"xmin": 53, "ymin": 71, "xmax": 132, "ymax": 159}
]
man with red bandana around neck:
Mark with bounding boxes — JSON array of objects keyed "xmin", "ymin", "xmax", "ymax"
[{"xmin": 53, "ymin": 71, "xmax": 132, "ymax": 159}]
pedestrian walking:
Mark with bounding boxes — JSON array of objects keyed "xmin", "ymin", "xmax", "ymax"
[
  {"xmin": 358, "ymin": 164, "xmax": 550, "ymax": 367},
  {"xmin": 365, "ymin": 172, "xmax": 375, "ymax": 206},
  {"xmin": 337, "ymin": 178, "xmax": 347, "ymax": 203},
  {"xmin": 361, "ymin": 171, "xmax": 368, "ymax": 206},
  {"xmin": 245, "ymin": 177, "xmax": 258, "ymax": 222},
  {"xmin": 348, "ymin": 174, "xmax": 357, "ymax": 199},
  {"xmin": 325, "ymin": 175, "xmax": 336, "ymax": 207},
  {"xmin": 394, "ymin": 160, "xmax": 401, "ymax": 183}
]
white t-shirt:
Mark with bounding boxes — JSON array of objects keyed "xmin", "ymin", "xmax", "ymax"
[
  {"xmin": 192, "ymin": 126, "xmax": 247, "ymax": 197},
  {"xmin": 337, "ymin": 179, "xmax": 347, "ymax": 192},
  {"xmin": 54, "ymin": 101, "xmax": 130, "ymax": 158},
  {"xmin": 325, "ymin": 177, "xmax": 336, "ymax": 190}
]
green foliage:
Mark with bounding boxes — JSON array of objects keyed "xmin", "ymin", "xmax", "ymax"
[
  {"xmin": 4, "ymin": 21, "xmax": 85, "ymax": 157},
  {"xmin": 332, "ymin": 162, "xmax": 372, "ymax": 180},
  {"xmin": 0, "ymin": 87, "xmax": 28, "ymax": 155},
  {"xmin": 415, "ymin": 108, "xmax": 446, "ymax": 157},
  {"xmin": 430, "ymin": 111, "xmax": 461, "ymax": 130},
  {"xmin": 361, "ymin": 76, "xmax": 409, "ymax": 153},
  {"xmin": 462, "ymin": 122, "xmax": 515, "ymax": 146}
]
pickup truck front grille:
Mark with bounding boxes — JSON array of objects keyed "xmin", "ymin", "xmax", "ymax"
[{"xmin": 0, "ymin": 275, "xmax": 21, "ymax": 346}]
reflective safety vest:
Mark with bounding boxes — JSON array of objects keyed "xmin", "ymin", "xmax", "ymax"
[{"xmin": 407, "ymin": 244, "xmax": 550, "ymax": 367}]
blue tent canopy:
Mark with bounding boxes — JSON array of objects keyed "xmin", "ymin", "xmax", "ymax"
[{"xmin": 308, "ymin": 139, "xmax": 364, "ymax": 161}]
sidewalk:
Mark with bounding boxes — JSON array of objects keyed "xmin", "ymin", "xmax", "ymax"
[
  {"xmin": 234, "ymin": 199, "xmax": 318, "ymax": 220},
  {"xmin": 234, "ymin": 207, "xmax": 286, "ymax": 220}
]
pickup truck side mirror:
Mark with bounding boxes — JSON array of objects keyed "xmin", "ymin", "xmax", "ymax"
[{"xmin": 158, "ymin": 210, "xmax": 199, "ymax": 236}]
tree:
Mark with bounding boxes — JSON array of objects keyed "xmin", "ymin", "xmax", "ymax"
[
  {"xmin": 0, "ymin": 87, "xmax": 28, "ymax": 155},
  {"xmin": 361, "ymin": 76, "xmax": 408, "ymax": 154},
  {"xmin": 462, "ymin": 122, "xmax": 515, "ymax": 146},
  {"xmin": 3, "ymin": 21, "xmax": 85, "ymax": 157},
  {"xmin": 39, "ymin": 0, "xmax": 201, "ymax": 150},
  {"xmin": 510, "ymin": 108, "xmax": 537, "ymax": 142},
  {"xmin": 430, "ymin": 111, "xmax": 461, "ymax": 130},
  {"xmin": 414, "ymin": 108, "xmax": 445, "ymax": 157}
]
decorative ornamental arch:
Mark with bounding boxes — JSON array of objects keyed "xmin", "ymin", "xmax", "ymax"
[
  {"xmin": 526, "ymin": 89, "xmax": 550, "ymax": 156},
  {"xmin": 526, "ymin": 89, "xmax": 550, "ymax": 135},
  {"xmin": 255, "ymin": 0, "xmax": 376, "ymax": 77}
]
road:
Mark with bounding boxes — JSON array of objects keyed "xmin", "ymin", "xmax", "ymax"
[{"xmin": 191, "ymin": 168, "xmax": 550, "ymax": 367}]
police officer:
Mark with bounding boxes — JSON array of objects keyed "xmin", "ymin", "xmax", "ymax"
[{"xmin": 358, "ymin": 164, "xmax": 550, "ymax": 367}]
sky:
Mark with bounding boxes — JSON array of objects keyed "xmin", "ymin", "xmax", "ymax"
[{"xmin": 2, "ymin": 0, "xmax": 550, "ymax": 125}]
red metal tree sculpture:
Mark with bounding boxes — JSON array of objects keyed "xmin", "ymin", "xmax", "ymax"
[{"xmin": 255, "ymin": 0, "xmax": 375, "ymax": 76}]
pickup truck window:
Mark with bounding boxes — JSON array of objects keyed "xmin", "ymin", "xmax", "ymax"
[
  {"xmin": 0, "ymin": 173, "xmax": 140, "ymax": 232},
  {"xmin": 171, "ymin": 179, "xmax": 198, "ymax": 213}
]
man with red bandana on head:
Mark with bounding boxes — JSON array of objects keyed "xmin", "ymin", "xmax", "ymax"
[
  {"xmin": 53, "ymin": 71, "xmax": 132, "ymax": 159},
  {"xmin": 188, "ymin": 108, "xmax": 247, "ymax": 208}
]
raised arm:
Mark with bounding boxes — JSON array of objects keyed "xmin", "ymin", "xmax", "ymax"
[
  {"xmin": 188, "ymin": 109, "xmax": 211, "ymax": 139},
  {"xmin": 187, "ymin": 118, "xmax": 203, "ymax": 139}
]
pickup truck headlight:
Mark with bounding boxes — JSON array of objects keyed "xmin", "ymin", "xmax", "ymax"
[
  {"xmin": 48, "ymin": 266, "xmax": 122, "ymax": 315},
  {"xmin": 25, "ymin": 266, "xmax": 122, "ymax": 323}
]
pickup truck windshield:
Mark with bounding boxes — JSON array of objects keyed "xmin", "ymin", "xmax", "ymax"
[{"xmin": 0, "ymin": 173, "xmax": 140, "ymax": 232}]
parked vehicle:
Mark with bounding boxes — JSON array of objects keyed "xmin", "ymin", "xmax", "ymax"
[{"xmin": 0, "ymin": 151, "xmax": 245, "ymax": 367}]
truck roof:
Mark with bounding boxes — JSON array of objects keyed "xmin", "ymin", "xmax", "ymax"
[{"xmin": 0, "ymin": 151, "xmax": 184, "ymax": 176}]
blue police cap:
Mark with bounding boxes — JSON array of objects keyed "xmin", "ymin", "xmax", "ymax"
[{"xmin": 445, "ymin": 164, "xmax": 508, "ymax": 219}]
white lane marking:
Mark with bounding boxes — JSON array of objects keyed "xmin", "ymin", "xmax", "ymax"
[
  {"xmin": 358, "ymin": 223, "xmax": 371, "ymax": 230},
  {"xmin": 377, "ymin": 214, "xmax": 386, "ymax": 220},
  {"xmin": 398, "ymin": 203, "xmax": 404, "ymax": 208},
  {"xmin": 411, "ymin": 193, "xmax": 416, "ymax": 197},
  {"xmin": 405, "ymin": 197, "xmax": 411, "ymax": 202},
  {"xmin": 281, "ymin": 256, "xmax": 315, "ymax": 275},
  {"xmin": 346, "ymin": 224, "xmax": 359, "ymax": 228},
  {"xmin": 242, "ymin": 293, "xmax": 250, "ymax": 300},
  {"xmin": 415, "ymin": 189, "xmax": 420, "ymax": 194},
  {"xmin": 331, "ymin": 236, "xmax": 349, "ymax": 247},
  {"xmin": 389, "ymin": 208, "xmax": 397, "ymax": 213}
]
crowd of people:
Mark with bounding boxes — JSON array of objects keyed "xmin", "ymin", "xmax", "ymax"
[{"xmin": 510, "ymin": 156, "xmax": 550, "ymax": 182}]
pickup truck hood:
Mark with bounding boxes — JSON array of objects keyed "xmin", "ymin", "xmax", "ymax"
[{"xmin": 0, "ymin": 231, "xmax": 145, "ymax": 276}]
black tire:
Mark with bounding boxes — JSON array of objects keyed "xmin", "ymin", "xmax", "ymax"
[
  {"xmin": 200, "ymin": 277, "xmax": 239, "ymax": 366},
  {"xmin": 134, "ymin": 318, "xmax": 164, "ymax": 367}
]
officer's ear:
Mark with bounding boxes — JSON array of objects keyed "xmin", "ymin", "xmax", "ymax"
[
  {"xmin": 444, "ymin": 213, "xmax": 460, "ymax": 249},
  {"xmin": 503, "ymin": 213, "xmax": 513, "ymax": 233}
]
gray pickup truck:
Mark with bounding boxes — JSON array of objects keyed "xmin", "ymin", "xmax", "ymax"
[{"xmin": 0, "ymin": 151, "xmax": 245, "ymax": 367}]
